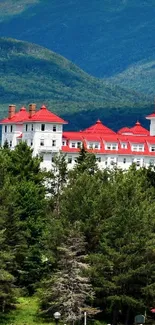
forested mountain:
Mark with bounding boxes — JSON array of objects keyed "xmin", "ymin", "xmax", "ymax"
[
  {"xmin": 109, "ymin": 59, "xmax": 155, "ymax": 98},
  {"xmin": 0, "ymin": 37, "xmax": 151, "ymax": 131},
  {"xmin": 0, "ymin": 0, "xmax": 155, "ymax": 86}
]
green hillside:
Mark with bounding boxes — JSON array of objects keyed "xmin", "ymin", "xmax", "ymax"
[
  {"xmin": 0, "ymin": 0, "xmax": 155, "ymax": 83},
  {"xmin": 0, "ymin": 37, "xmax": 151, "ymax": 131},
  {"xmin": 109, "ymin": 59, "xmax": 155, "ymax": 98}
]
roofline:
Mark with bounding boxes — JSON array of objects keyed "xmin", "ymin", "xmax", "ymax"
[{"xmin": 61, "ymin": 149, "xmax": 155, "ymax": 157}]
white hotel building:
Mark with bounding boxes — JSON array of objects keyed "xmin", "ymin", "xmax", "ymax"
[{"xmin": 1, "ymin": 103, "xmax": 155, "ymax": 170}]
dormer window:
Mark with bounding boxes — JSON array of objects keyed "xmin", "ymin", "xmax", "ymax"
[
  {"xmin": 41, "ymin": 124, "xmax": 45, "ymax": 131},
  {"xmin": 150, "ymin": 145, "xmax": 155, "ymax": 152},
  {"xmin": 53, "ymin": 125, "xmax": 56, "ymax": 132},
  {"xmin": 88, "ymin": 143, "xmax": 93, "ymax": 149},
  {"xmin": 121, "ymin": 143, "xmax": 127, "ymax": 149},
  {"xmin": 71, "ymin": 142, "xmax": 76, "ymax": 148},
  {"xmin": 77, "ymin": 142, "xmax": 82, "ymax": 149},
  {"xmin": 62, "ymin": 140, "xmax": 66, "ymax": 146},
  {"xmin": 106, "ymin": 143, "xmax": 118, "ymax": 150},
  {"xmin": 132, "ymin": 144, "xmax": 144, "ymax": 152}
]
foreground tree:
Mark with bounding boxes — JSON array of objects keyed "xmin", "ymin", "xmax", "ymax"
[
  {"xmin": 38, "ymin": 225, "xmax": 96, "ymax": 323},
  {"xmin": 90, "ymin": 167, "xmax": 155, "ymax": 325}
]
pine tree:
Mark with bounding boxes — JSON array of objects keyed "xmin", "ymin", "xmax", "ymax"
[
  {"xmin": 90, "ymin": 167, "xmax": 155, "ymax": 325},
  {"xmin": 1, "ymin": 143, "xmax": 47, "ymax": 293},
  {"xmin": 39, "ymin": 226, "xmax": 96, "ymax": 323},
  {"xmin": 75, "ymin": 144, "xmax": 98, "ymax": 175}
]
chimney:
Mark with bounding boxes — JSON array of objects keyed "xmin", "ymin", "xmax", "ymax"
[
  {"xmin": 8, "ymin": 105, "xmax": 16, "ymax": 119},
  {"xmin": 29, "ymin": 103, "xmax": 36, "ymax": 117}
]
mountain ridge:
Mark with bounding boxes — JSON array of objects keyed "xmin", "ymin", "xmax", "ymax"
[
  {"xmin": 0, "ymin": 37, "xmax": 152, "ymax": 131},
  {"xmin": 0, "ymin": 0, "xmax": 155, "ymax": 80}
]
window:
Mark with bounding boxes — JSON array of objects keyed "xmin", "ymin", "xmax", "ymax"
[
  {"xmin": 10, "ymin": 140, "xmax": 12, "ymax": 147},
  {"xmin": 62, "ymin": 141, "xmax": 66, "ymax": 146},
  {"xmin": 68, "ymin": 157, "xmax": 72, "ymax": 164},
  {"xmin": 110, "ymin": 158, "xmax": 115, "ymax": 165},
  {"xmin": 89, "ymin": 143, "xmax": 93, "ymax": 149},
  {"xmin": 77, "ymin": 142, "xmax": 81, "ymax": 149},
  {"xmin": 123, "ymin": 158, "xmax": 126, "ymax": 164},
  {"xmin": 106, "ymin": 143, "xmax": 117, "ymax": 150},
  {"xmin": 30, "ymin": 140, "xmax": 33, "ymax": 146},
  {"xmin": 40, "ymin": 139, "xmax": 44, "ymax": 146},
  {"xmin": 136, "ymin": 160, "xmax": 141, "ymax": 167},
  {"xmin": 150, "ymin": 159, "xmax": 154, "ymax": 166},
  {"xmin": 5, "ymin": 125, "xmax": 7, "ymax": 133},
  {"xmin": 150, "ymin": 145, "xmax": 155, "ymax": 152},
  {"xmin": 71, "ymin": 142, "xmax": 76, "ymax": 148},
  {"xmin": 41, "ymin": 124, "xmax": 45, "ymax": 131},
  {"xmin": 96, "ymin": 157, "xmax": 101, "ymax": 162},
  {"xmin": 105, "ymin": 158, "xmax": 108, "ymax": 166},
  {"xmin": 95, "ymin": 143, "xmax": 99, "ymax": 149},
  {"xmin": 53, "ymin": 125, "xmax": 56, "ymax": 132},
  {"xmin": 52, "ymin": 155, "xmax": 56, "ymax": 163},
  {"xmin": 10, "ymin": 125, "xmax": 13, "ymax": 132},
  {"xmin": 31, "ymin": 124, "xmax": 34, "ymax": 131},
  {"xmin": 132, "ymin": 144, "xmax": 144, "ymax": 152},
  {"xmin": 121, "ymin": 143, "xmax": 127, "ymax": 149},
  {"xmin": 26, "ymin": 124, "xmax": 28, "ymax": 132},
  {"xmin": 52, "ymin": 140, "xmax": 56, "ymax": 147}
]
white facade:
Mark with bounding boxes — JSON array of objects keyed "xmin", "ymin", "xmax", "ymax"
[{"xmin": 1, "ymin": 104, "xmax": 155, "ymax": 171}]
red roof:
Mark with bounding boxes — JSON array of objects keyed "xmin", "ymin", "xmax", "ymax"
[
  {"xmin": 26, "ymin": 105, "xmax": 67, "ymax": 124},
  {"xmin": 130, "ymin": 121, "xmax": 149, "ymax": 136},
  {"xmin": 146, "ymin": 112, "xmax": 155, "ymax": 119},
  {"xmin": 1, "ymin": 107, "xmax": 29, "ymax": 124},
  {"xmin": 83, "ymin": 119, "xmax": 115, "ymax": 134},
  {"xmin": 0, "ymin": 105, "xmax": 67, "ymax": 124},
  {"xmin": 117, "ymin": 127, "xmax": 132, "ymax": 135},
  {"xmin": 62, "ymin": 132, "xmax": 155, "ymax": 157}
]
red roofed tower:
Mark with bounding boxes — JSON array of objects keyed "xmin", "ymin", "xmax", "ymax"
[{"xmin": 83, "ymin": 119, "xmax": 115, "ymax": 135}]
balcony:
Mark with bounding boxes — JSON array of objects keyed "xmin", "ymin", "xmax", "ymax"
[{"xmin": 38, "ymin": 145, "xmax": 59, "ymax": 153}]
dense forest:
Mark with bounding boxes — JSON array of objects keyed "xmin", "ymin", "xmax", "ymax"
[{"xmin": 1, "ymin": 142, "xmax": 155, "ymax": 325}]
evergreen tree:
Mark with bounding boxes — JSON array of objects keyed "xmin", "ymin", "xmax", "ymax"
[
  {"xmin": 75, "ymin": 144, "xmax": 98, "ymax": 175},
  {"xmin": 39, "ymin": 225, "xmax": 96, "ymax": 323},
  {"xmin": 1, "ymin": 142, "xmax": 47, "ymax": 293},
  {"xmin": 90, "ymin": 167, "xmax": 155, "ymax": 325}
]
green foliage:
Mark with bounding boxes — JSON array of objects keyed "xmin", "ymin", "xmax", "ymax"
[
  {"xmin": 2, "ymin": 142, "xmax": 155, "ymax": 325},
  {"xmin": 38, "ymin": 225, "xmax": 96, "ymax": 323}
]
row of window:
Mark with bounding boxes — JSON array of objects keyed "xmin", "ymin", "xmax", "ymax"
[
  {"xmin": 25, "ymin": 124, "xmax": 58, "ymax": 132},
  {"xmin": 40, "ymin": 139, "xmax": 56, "ymax": 147},
  {"xmin": 68, "ymin": 141, "xmax": 155, "ymax": 152},
  {"xmin": 4, "ymin": 124, "xmax": 59, "ymax": 133},
  {"xmin": 64, "ymin": 157, "xmax": 154, "ymax": 166},
  {"xmin": 5, "ymin": 125, "xmax": 13, "ymax": 133}
]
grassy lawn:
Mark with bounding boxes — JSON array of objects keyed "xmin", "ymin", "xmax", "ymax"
[{"xmin": 0, "ymin": 297, "xmax": 55, "ymax": 325}]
